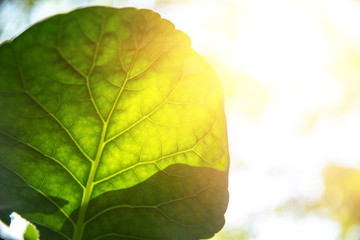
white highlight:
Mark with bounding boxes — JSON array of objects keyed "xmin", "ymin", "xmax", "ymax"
[{"xmin": 0, "ymin": 212, "xmax": 29, "ymax": 240}]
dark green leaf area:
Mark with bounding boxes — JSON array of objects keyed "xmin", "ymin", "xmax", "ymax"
[
  {"xmin": 0, "ymin": 163, "xmax": 228, "ymax": 240},
  {"xmin": 74, "ymin": 164, "xmax": 228, "ymax": 240}
]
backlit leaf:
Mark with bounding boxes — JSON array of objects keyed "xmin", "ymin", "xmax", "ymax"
[{"xmin": 0, "ymin": 6, "xmax": 229, "ymax": 240}]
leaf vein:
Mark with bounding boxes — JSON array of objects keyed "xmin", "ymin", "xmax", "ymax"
[
  {"xmin": 24, "ymin": 91, "xmax": 94, "ymax": 163},
  {"xmin": 0, "ymin": 130, "xmax": 85, "ymax": 189},
  {"xmin": 105, "ymin": 74, "xmax": 184, "ymax": 144},
  {"xmin": 84, "ymin": 15, "xmax": 106, "ymax": 123},
  {"xmin": 28, "ymin": 221, "xmax": 72, "ymax": 240},
  {"xmin": 9, "ymin": 42, "xmax": 93, "ymax": 164},
  {"xmin": 95, "ymin": 129, "xmax": 210, "ymax": 184},
  {"xmin": 0, "ymin": 161, "xmax": 76, "ymax": 227},
  {"xmin": 84, "ymin": 182, "xmax": 211, "ymax": 227}
]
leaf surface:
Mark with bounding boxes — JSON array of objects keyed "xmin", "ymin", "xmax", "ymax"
[{"xmin": 0, "ymin": 6, "xmax": 229, "ymax": 240}]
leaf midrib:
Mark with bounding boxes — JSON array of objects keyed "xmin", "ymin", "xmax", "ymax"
[{"xmin": 72, "ymin": 15, "xmax": 141, "ymax": 237}]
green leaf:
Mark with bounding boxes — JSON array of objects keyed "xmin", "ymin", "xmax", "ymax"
[
  {"xmin": 0, "ymin": 6, "xmax": 229, "ymax": 240},
  {"xmin": 24, "ymin": 223, "xmax": 39, "ymax": 240}
]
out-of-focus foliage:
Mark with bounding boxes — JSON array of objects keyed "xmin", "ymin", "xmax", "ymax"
[
  {"xmin": 0, "ymin": 0, "xmax": 37, "ymax": 9},
  {"xmin": 212, "ymin": 227, "xmax": 252, "ymax": 240},
  {"xmin": 316, "ymin": 165, "xmax": 360, "ymax": 238},
  {"xmin": 332, "ymin": 48, "xmax": 360, "ymax": 112},
  {"xmin": 280, "ymin": 165, "xmax": 360, "ymax": 240}
]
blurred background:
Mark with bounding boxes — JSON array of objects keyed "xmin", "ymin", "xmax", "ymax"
[{"xmin": 1, "ymin": 0, "xmax": 360, "ymax": 239}]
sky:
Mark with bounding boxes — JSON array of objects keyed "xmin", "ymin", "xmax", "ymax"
[{"xmin": 1, "ymin": 0, "xmax": 360, "ymax": 239}]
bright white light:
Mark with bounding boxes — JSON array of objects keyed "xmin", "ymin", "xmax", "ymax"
[{"xmin": 255, "ymin": 214, "xmax": 340, "ymax": 240}]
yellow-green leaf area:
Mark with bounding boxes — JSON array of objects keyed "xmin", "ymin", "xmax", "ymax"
[{"xmin": 24, "ymin": 223, "xmax": 39, "ymax": 240}]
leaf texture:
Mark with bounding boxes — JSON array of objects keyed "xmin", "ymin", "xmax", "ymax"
[{"xmin": 0, "ymin": 6, "xmax": 229, "ymax": 240}]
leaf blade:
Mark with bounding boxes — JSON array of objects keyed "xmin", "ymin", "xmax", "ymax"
[{"xmin": 0, "ymin": 6, "xmax": 229, "ymax": 240}]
